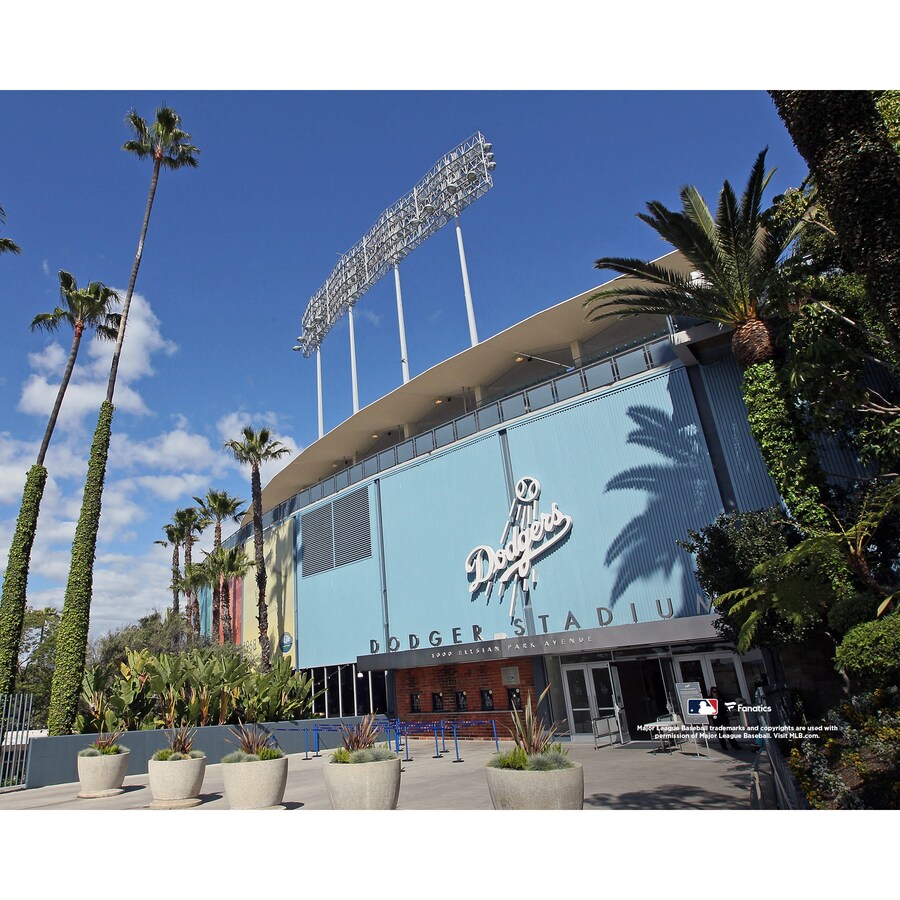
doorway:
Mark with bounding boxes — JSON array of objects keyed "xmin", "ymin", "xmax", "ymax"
[{"xmin": 561, "ymin": 662, "xmax": 626, "ymax": 744}]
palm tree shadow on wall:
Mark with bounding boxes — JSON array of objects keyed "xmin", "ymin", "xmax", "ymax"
[{"xmin": 603, "ymin": 404, "xmax": 716, "ymax": 614}]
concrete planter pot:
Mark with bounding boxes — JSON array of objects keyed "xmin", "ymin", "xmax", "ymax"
[
  {"xmin": 485, "ymin": 762, "xmax": 584, "ymax": 810},
  {"xmin": 148, "ymin": 756, "xmax": 207, "ymax": 809},
  {"xmin": 77, "ymin": 750, "xmax": 131, "ymax": 798},
  {"xmin": 221, "ymin": 756, "xmax": 288, "ymax": 809},
  {"xmin": 323, "ymin": 756, "xmax": 402, "ymax": 809}
]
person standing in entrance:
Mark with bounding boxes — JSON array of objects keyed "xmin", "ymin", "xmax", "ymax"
[{"xmin": 710, "ymin": 686, "xmax": 741, "ymax": 750}]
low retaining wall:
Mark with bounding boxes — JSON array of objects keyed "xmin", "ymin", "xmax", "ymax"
[{"xmin": 25, "ymin": 717, "xmax": 382, "ymax": 789}]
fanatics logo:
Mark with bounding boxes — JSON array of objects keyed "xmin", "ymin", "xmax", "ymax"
[{"xmin": 688, "ymin": 698, "xmax": 718, "ymax": 716}]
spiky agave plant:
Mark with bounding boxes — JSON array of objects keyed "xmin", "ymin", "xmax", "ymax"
[
  {"xmin": 508, "ymin": 684, "xmax": 560, "ymax": 755},
  {"xmin": 225, "ymin": 722, "xmax": 283, "ymax": 760}
]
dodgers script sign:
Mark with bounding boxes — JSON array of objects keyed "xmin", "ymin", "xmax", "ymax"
[{"xmin": 465, "ymin": 476, "xmax": 573, "ymax": 619}]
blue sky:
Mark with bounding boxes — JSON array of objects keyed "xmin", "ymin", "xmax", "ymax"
[{"xmin": 0, "ymin": 91, "xmax": 812, "ymax": 637}]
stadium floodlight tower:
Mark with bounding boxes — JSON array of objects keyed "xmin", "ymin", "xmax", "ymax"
[{"xmin": 295, "ymin": 133, "xmax": 496, "ymax": 437}]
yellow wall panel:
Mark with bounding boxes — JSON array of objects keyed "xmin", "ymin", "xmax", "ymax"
[{"xmin": 241, "ymin": 521, "xmax": 295, "ymax": 664}]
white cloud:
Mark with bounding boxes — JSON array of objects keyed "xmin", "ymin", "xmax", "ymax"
[
  {"xmin": 41, "ymin": 259, "xmax": 50, "ymax": 275},
  {"xmin": 216, "ymin": 410, "xmax": 282, "ymax": 444},
  {"xmin": 216, "ymin": 410, "xmax": 300, "ymax": 489},
  {"xmin": 82, "ymin": 291, "xmax": 177, "ymax": 384},
  {"xmin": 355, "ymin": 307, "xmax": 383, "ymax": 326},
  {"xmin": 18, "ymin": 291, "xmax": 175, "ymax": 430},
  {"xmin": 132, "ymin": 473, "xmax": 211, "ymax": 502},
  {"xmin": 27, "ymin": 342, "xmax": 67, "ymax": 376},
  {"xmin": 19, "ymin": 374, "xmax": 150, "ymax": 426},
  {"xmin": 110, "ymin": 427, "xmax": 226, "ymax": 475}
]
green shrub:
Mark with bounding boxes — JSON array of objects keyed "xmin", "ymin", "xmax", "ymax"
[
  {"xmin": 491, "ymin": 747, "xmax": 528, "ymax": 770},
  {"xmin": 153, "ymin": 748, "xmax": 174, "ymax": 761},
  {"xmin": 330, "ymin": 747, "xmax": 351, "ymax": 764},
  {"xmin": 221, "ymin": 750, "xmax": 257, "ymax": 763},
  {"xmin": 835, "ymin": 614, "xmax": 900, "ymax": 687},
  {"xmin": 366, "ymin": 746, "xmax": 397, "ymax": 762},
  {"xmin": 188, "ymin": 750, "xmax": 205, "ymax": 759},
  {"xmin": 257, "ymin": 746, "xmax": 284, "ymax": 761},
  {"xmin": 339, "ymin": 746, "xmax": 397, "ymax": 764},
  {"xmin": 99, "ymin": 744, "xmax": 127, "ymax": 755},
  {"xmin": 529, "ymin": 750, "xmax": 574, "ymax": 770},
  {"xmin": 828, "ymin": 593, "xmax": 880, "ymax": 636},
  {"xmin": 78, "ymin": 747, "xmax": 101, "ymax": 757}
]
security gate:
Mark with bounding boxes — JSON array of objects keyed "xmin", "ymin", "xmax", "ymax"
[{"xmin": 0, "ymin": 693, "xmax": 33, "ymax": 791}]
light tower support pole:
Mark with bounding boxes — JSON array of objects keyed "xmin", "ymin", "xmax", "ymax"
[
  {"xmin": 348, "ymin": 306, "xmax": 360, "ymax": 413},
  {"xmin": 316, "ymin": 347, "xmax": 324, "ymax": 439},
  {"xmin": 394, "ymin": 263, "xmax": 410, "ymax": 384},
  {"xmin": 455, "ymin": 214, "xmax": 479, "ymax": 346}
]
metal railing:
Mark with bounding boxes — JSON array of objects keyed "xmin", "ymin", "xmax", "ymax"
[
  {"xmin": 0, "ymin": 693, "xmax": 34, "ymax": 792},
  {"xmin": 754, "ymin": 685, "xmax": 808, "ymax": 810}
]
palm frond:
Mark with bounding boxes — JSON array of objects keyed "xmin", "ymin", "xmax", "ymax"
[{"xmin": 30, "ymin": 308, "xmax": 70, "ymax": 332}]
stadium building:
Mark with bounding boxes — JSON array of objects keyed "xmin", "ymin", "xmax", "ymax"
[{"xmin": 204, "ymin": 246, "xmax": 792, "ymax": 743}]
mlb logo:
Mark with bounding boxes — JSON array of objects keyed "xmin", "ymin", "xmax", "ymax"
[{"xmin": 688, "ymin": 698, "xmax": 718, "ymax": 716}]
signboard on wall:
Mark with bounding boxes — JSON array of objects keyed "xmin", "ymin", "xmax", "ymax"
[{"xmin": 464, "ymin": 476, "xmax": 573, "ymax": 619}]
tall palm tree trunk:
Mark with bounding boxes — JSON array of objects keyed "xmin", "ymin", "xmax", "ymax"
[
  {"xmin": 212, "ymin": 520, "xmax": 222, "ymax": 642},
  {"xmin": 47, "ymin": 401, "xmax": 113, "ymax": 735},
  {"xmin": 0, "ymin": 466, "xmax": 48, "ymax": 695},
  {"xmin": 37, "ymin": 323, "xmax": 85, "ymax": 466},
  {"xmin": 171, "ymin": 543, "xmax": 181, "ymax": 617},
  {"xmin": 0, "ymin": 324, "xmax": 86, "ymax": 694},
  {"xmin": 48, "ymin": 161, "xmax": 162, "ymax": 734},
  {"xmin": 106, "ymin": 158, "xmax": 160, "ymax": 402},
  {"xmin": 221, "ymin": 578, "xmax": 233, "ymax": 645},
  {"xmin": 251, "ymin": 464, "xmax": 271, "ymax": 670}
]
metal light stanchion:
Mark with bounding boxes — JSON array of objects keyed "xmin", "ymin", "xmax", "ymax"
[
  {"xmin": 304, "ymin": 728, "xmax": 310, "ymax": 760},
  {"xmin": 492, "ymin": 719, "xmax": 499, "ymax": 753},
  {"xmin": 313, "ymin": 724, "xmax": 320, "ymax": 757},
  {"xmin": 452, "ymin": 724, "xmax": 463, "ymax": 763},
  {"xmin": 441, "ymin": 721, "xmax": 448, "ymax": 753},
  {"xmin": 404, "ymin": 725, "xmax": 412, "ymax": 762}
]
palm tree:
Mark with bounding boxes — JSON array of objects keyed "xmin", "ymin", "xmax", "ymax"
[
  {"xmin": 193, "ymin": 490, "xmax": 246, "ymax": 641},
  {"xmin": 173, "ymin": 506, "xmax": 210, "ymax": 634},
  {"xmin": 584, "ymin": 149, "xmax": 829, "ymax": 531},
  {"xmin": 30, "ymin": 274, "xmax": 122, "ymax": 466},
  {"xmin": 175, "ymin": 562, "xmax": 210, "ymax": 638},
  {"xmin": 154, "ymin": 519, "xmax": 186, "ymax": 617},
  {"xmin": 0, "ymin": 272, "xmax": 120, "ymax": 696},
  {"xmin": 0, "ymin": 204, "xmax": 21, "ymax": 255},
  {"xmin": 224, "ymin": 427, "xmax": 291, "ymax": 670},
  {"xmin": 203, "ymin": 546, "xmax": 255, "ymax": 645},
  {"xmin": 48, "ymin": 107, "xmax": 199, "ymax": 736}
]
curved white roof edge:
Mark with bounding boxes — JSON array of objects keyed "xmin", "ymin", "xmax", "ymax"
[{"xmin": 251, "ymin": 249, "xmax": 690, "ymax": 523}]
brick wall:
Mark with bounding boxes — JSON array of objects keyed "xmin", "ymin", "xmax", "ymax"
[{"xmin": 393, "ymin": 659, "xmax": 537, "ymax": 739}]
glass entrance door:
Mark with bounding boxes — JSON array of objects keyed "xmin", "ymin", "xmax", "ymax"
[
  {"xmin": 561, "ymin": 663, "xmax": 625, "ymax": 744},
  {"xmin": 562, "ymin": 667, "xmax": 594, "ymax": 736}
]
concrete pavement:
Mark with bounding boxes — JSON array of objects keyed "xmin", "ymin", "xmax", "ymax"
[{"xmin": 0, "ymin": 738, "xmax": 759, "ymax": 810}]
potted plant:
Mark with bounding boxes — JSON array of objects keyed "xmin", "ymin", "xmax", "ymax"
[
  {"xmin": 220, "ymin": 722, "xmax": 288, "ymax": 809},
  {"xmin": 485, "ymin": 686, "xmax": 584, "ymax": 809},
  {"xmin": 323, "ymin": 713, "xmax": 401, "ymax": 810},
  {"xmin": 77, "ymin": 729, "xmax": 130, "ymax": 798},
  {"xmin": 148, "ymin": 724, "xmax": 207, "ymax": 808}
]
